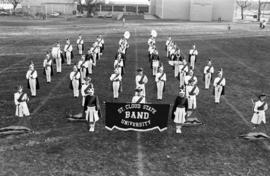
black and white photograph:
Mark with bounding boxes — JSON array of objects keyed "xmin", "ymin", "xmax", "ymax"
[{"xmin": 0, "ymin": 0, "xmax": 269, "ymax": 175}]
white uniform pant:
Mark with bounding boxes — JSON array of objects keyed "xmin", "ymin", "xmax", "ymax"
[
  {"xmin": 93, "ymin": 54, "xmax": 97, "ymax": 66},
  {"xmin": 88, "ymin": 61, "xmax": 93, "ymax": 74},
  {"xmin": 56, "ymin": 58, "xmax": 62, "ymax": 72},
  {"xmin": 82, "ymin": 96, "xmax": 85, "ymax": 107},
  {"xmin": 174, "ymin": 107, "xmax": 186, "ymax": 124},
  {"xmin": 66, "ymin": 52, "xmax": 71, "ymax": 65},
  {"xmin": 188, "ymin": 95, "xmax": 197, "ymax": 110},
  {"xmin": 72, "ymin": 79, "xmax": 80, "ymax": 97},
  {"xmin": 153, "ymin": 66, "xmax": 158, "ymax": 76},
  {"xmin": 251, "ymin": 111, "xmax": 266, "ymax": 124},
  {"xmin": 190, "ymin": 56, "xmax": 196, "ymax": 69},
  {"xmin": 112, "ymin": 81, "xmax": 120, "ymax": 98},
  {"xmin": 113, "ymin": 81, "xmax": 120, "ymax": 98},
  {"xmin": 204, "ymin": 73, "xmax": 211, "ymax": 89},
  {"xmin": 45, "ymin": 67, "xmax": 51, "ymax": 82},
  {"xmin": 81, "ymin": 68, "xmax": 87, "ymax": 83},
  {"xmin": 78, "ymin": 45, "xmax": 83, "ymax": 55},
  {"xmin": 156, "ymin": 81, "xmax": 164, "ymax": 100},
  {"xmin": 15, "ymin": 102, "xmax": 30, "ymax": 117},
  {"xmin": 29, "ymin": 79, "xmax": 36, "ymax": 96},
  {"xmin": 179, "ymin": 72, "xmax": 185, "ymax": 88},
  {"xmin": 174, "ymin": 63, "xmax": 179, "ymax": 77},
  {"xmin": 214, "ymin": 86, "xmax": 223, "ymax": 103},
  {"xmin": 85, "ymin": 106, "xmax": 99, "ymax": 123},
  {"xmin": 96, "ymin": 52, "xmax": 101, "ymax": 60},
  {"xmin": 152, "ymin": 60, "xmax": 159, "ymax": 76}
]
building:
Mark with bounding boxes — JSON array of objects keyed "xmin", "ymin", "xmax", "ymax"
[
  {"xmin": 150, "ymin": 0, "xmax": 236, "ymax": 21},
  {"xmin": 21, "ymin": 0, "xmax": 77, "ymax": 15}
]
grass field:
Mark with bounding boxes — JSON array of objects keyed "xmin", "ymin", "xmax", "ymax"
[{"xmin": 0, "ymin": 17, "xmax": 270, "ymax": 176}]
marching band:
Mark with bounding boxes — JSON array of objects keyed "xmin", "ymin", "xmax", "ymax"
[{"xmin": 12, "ymin": 29, "xmax": 268, "ymax": 135}]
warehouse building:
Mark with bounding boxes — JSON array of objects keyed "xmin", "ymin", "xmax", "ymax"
[{"xmin": 150, "ymin": 0, "xmax": 236, "ymax": 21}]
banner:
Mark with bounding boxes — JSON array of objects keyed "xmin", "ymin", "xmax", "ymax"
[{"xmin": 105, "ymin": 102, "xmax": 170, "ymax": 132}]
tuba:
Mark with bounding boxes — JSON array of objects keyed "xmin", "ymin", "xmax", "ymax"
[
  {"xmin": 124, "ymin": 31, "xmax": 130, "ymax": 39},
  {"xmin": 151, "ymin": 30, "xmax": 158, "ymax": 38}
]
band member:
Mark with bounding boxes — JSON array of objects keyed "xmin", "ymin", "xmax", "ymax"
[
  {"xmin": 78, "ymin": 55, "xmax": 89, "ymax": 83},
  {"xmin": 64, "ymin": 39, "xmax": 73, "ymax": 65},
  {"xmin": 251, "ymin": 94, "xmax": 268, "ymax": 128},
  {"xmin": 97, "ymin": 35, "xmax": 105, "ymax": 54},
  {"xmin": 260, "ymin": 20, "xmax": 267, "ymax": 29},
  {"xmin": 148, "ymin": 35, "xmax": 156, "ymax": 48},
  {"xmin": 178, "ymin": 59, "xmax": 189, "ymax": 88},
  {"xmin": 151, "ymin": 49, "xmax": 160, "ymax": 75},
  {"xmin": 14, "ymin": 85, "xmax": 30, "ymax": 117},
  {"xmin": 213, "ymin": 70, "xmax": 226, "ymax": 104},
  {"xmin": 186, "ymin": 79, "xmax": 199, "ymax": 111},
  {"xmin": 189, "ymin": 44, "xmax": 198, "ymax": 69},
  {"xmin": 167, "ymin": 42, "xmax": 174, "ymax": 58},
  {"xmin": 93, "ymin": 41, "xmax": 102, "ymax": 61},
  {"xmin": 81, "ymin": 77, "xmax": 93, "ymax": 107},
  {"xmin": 69, "ymin": 65, "xmax": 81, "ymax": 98},
  {"xmin": 148, "ymin": 44, "xmax": 156, "ymax": 65},
  {"xmin": 119, "ymin": 37, "xmax": 129, "ymax": 54},
  {"xmin": 203, "ymin": 60, "xmax": 214, "ymax": 89},
  {"xmin": 52, "ymin": 42, "xmax": 63, "ymax": 73},
  {"xmin": 155, "ymin": 66, "xmax": 166, "ymax": 100},
  {"xmin": 135, "ymin": 68, "xmax": 148, "ymax": 96},
  {"xmin": 174, "ymin": 49, "xmax": 182, "ymax": 77},
  {"xmin": 84, "ymin": 88, "xmax": 100, "ymax": 132},
  {"xmin": 165, "ymin": 36, "xmax": 172, "ymax": 54},
  {"xmin": 184, "ymin": 69, "xmax": 198, "ymax": 86},
  {"xmin": 114, "ymin": 55, "xmax": 124, "ymax": 76},
  {"xmin": 77, "ymin": 34, "xmax": 84, "ymax": 55},
  {"xmin": 148, "ymin": 35, "xmax": 156, "ymax": 46},
  {"xmin": 110, "ymin": 68, "xmax": 122, "ymax": 99},
  {"xmin": 115, "ymin": 51, "xmax": 126, "ymax": 67},
  {"xmin": 169, "ymin": 43, "xmax": 177, "ymax": 61},
  {"xmin": 26, "ymin": 63, "xmax": 39, "ymax": 97},
  {"xmin": 172, "ymin": 89, "xmax": 188, "ymax": 134},
  {"xmin": 119, "ymin": 43, "xmax": 128, "ymax": 60},
  {"xmin": 132, "ymin": 88, "xmax": 146, "ymax": 104},
  {"xmin": 43, "ymin": 52, "xmax": 53, "ymax": 83},
  {"xmin": 86, "ymin": 48, "xmax": 94, "ymax": 75}
]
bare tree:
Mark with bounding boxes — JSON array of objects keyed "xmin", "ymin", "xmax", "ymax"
[
  {"xmin": 257, "ymin": 0, "xmax": 269, "ymax": 21},
  {"xmin": 236, "ymin": 0, "xmax": 251, "ymax": 20},
  {"xmin": 78, "ymin": 0, "xmax": 104, "ymax": 17},
  {"xmin": 7, "ymin": 0, "xmax": 21, "ymax": 14},
  {"xmin": 75, "ymin": 0, "xmax": 84, "ymax": 14}
]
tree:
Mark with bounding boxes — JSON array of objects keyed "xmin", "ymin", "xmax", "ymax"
[
  {"xmin": 236, "ymin": 0, "xmax": 251, "ymax": 20},
  {"xmin": 8, "ymin": 0, "xmax": 21, "ymax": 14},
  {"xmin": 257, "ymin": 0, "xmax": 269, "ymax": 21},
  {"xmin": 76, "ymin": 0, "xmax": 104, "ymax": 17},
  {"xmin": 86, "ymin": 0, "xmax": 105, "ymax": 17}
]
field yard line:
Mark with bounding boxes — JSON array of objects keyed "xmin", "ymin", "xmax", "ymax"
[
  {"xmin": 134, "ymin": 28, "xmax": 144, "ymax": 176},
  {"xmin": 199, "ymin": 40, "xmax": 270, "ymax": 150},
  {"xmin": 222, "ymin": 97, "xmax": 252, "ymax": 128},
  {"xmin": 0, "ymin": 52, "xmax": 43, "ymax": 57},
  {"xmin": 223, "ymin": 97, "xmax": 270, "ymax": 150},
  {"xmin": 206, "ymin": 42, "xmax": 267, "ymax": 79},
  {"xmin": 31, "ymin": 72, "xmax": 69, "ymax": 115}
]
